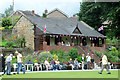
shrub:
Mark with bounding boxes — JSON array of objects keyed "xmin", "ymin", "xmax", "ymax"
[
  {"xmin": 50, "ymin": 50, "xmax": 70, "ymax": 63},
  {"xmin": 68, "ymin": 48, "xmax": 78, "ymax": 60},
  {"xmin": 105, "ymin": 47, "xmax": 120, "ymax": 62},
  {"xmin": 5, "ymin": 41, "xmax": 14, "ymax": 48},
  {"xmin": 2, "ymin": 18, "xmax": 12, "ymax": 29},
  {"xmin": 77, "ymin": 55, "xmax": 82, "ymax": 62},
  {"xmin": 37, "ymin": 51, "xmax": 53, "ymax": 63},
  {"xmin": 94, "ymin": 51, "xmax": 102, "ymax": 58},
  {"xmin": 22, "ymin": 54, "xmax": 34, "ymax": 64}
]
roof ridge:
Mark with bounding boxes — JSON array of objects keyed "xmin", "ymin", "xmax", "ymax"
[
  {"xmin": 47, "ymin": 8, "xmax": 69, "ymax": 18},
  {"xmin": 80, "ymin": 21, "xmax": 94, "ymax": 30}
]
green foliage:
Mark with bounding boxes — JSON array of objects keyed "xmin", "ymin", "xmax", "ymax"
[
  {"xmin": 94, "ymin": 51, "xmax": 102, "ymax": 58},
  {"xmin": 68, "ymin": 48, "xmax": 78, "ymax": 60},
  {"xmin": 77, "ymin": 55, "xmax": 82, "ymax": 62},
  {"xmin": 14, "ymin": 37, "xmax": 26, "ymax": 48},
  {"xmin": 5, "ymin": 41, "xmax": 14, "ymax": 48},
  {"xmin": 23, "ymin": 54, "xmax": 35, "ymax": 64},
  {"xmin": 53, "ymin": 54, "xmax": 58, "ymax": 60},
  {"xmin": 50, "ymin": 50, "xmax": 70, "ymax": 62},
  {"xmin": 0, "ymin": 40, "xmax": 17, "ymax": 48},
  {"xmin": 78, "ymin": 2, "xmax": 102, "ymax": 29},
  {"xmin": 2, "ymin": 18, "xmax": 12, "ymax": 29},
  {"xmin": 38, "ymin": 51, "xmax": 53, "ymax": 63},
  {"xmin": 0, "ymin": 40, "xmax": 7, "ymax": 47},
  {"xmin": 11, "ymin": 56, "xmax": 17, "ymax": 64},
  {"xmin": 4, "ymin": 5, "xmax": 13, "ymax": 17},
  {"xmin": 42, "ymin": 13, "xmax": 47, "ymax": 18},
  {"xmin": 95, "ymin": 47, "xmax": 120, "ymax": 62},
  {"xmin": 78, "ymin": 2, "xmax": 120, "ymax": 38}
]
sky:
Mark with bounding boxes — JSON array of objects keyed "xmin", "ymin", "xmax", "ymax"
[{"xmin": 0, "ymin": 0, "xmax": 82, "ymax": 17}]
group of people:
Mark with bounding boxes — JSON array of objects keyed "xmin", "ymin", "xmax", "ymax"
[
  {"xmin": 68, "ymin": 58, "xmax": 80, "ymax": 70},
  {"xmin": 0, "ymin": 51, "xmax": 111, "ymax": 75},
  {"xmin": 81, "ymin": 53, "xmax": 94, "ymax": 70},
  {"xmin": 0, "ymin": 51, "xmax": 25, "ymax": 75},
  {"xmin": 44, "ymin": 58, "xmax": 61, "ymax": 70},
  {"xmin": 81, "ymin": 53, "xmax": 111, "ymax": 74}
]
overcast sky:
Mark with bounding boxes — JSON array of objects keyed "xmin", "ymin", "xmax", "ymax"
[{"xmin": 0, "ymin": 0, "xmax": 82, "ymax": 17}]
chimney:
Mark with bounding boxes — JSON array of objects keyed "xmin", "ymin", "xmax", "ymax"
[
  {"xmin": 45, "ymin": 9, "xmax": 48, "ymax": 14},
  {"xmin": 32, "ymin": 10, "xmax": 35, "ymax": 15},
  {"xmin": 71, "ymin": 14, "xmax": 78, "ymax": 20}
]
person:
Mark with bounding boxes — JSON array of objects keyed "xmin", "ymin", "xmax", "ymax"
[
  {"xmin": 26, "ymin": 60, "xmax": 33, "ymax": 71},
  {"xmin": 26, "ymin": 60, "xmax": 33, "ymax": 64},
  {"xmin": 61, "ymin": 41, "xmax": 64, "ymax": 46},
  {"xmin": 68, "ymin": 58, "xmax": 74, "ymax": 70},
  {"xmin": 81, "ymin": 54, "xmax": 85, "ymax": 70},
  {"xmin": 91, "ymin": 53, "xmax": 94, "ymax": 69},
  {"xmin": 98, "ymin": 53, "xmax": 111, "ymax": 74},
  {"xmin": 44, "ymin": 58, "xmax": 50, "ymax": 71},
  {"xmin": 16, "ymin": 51, "xmax": 25, "ymax": 74},
  {"xmin": 5, "ymin": 54, "xmax": 13, "ymax": 75},
  {"xmin": 66, "ymin": 42, "xmax": 70, "ymax": 46},
  {"xmin": 86, "ymin": 53, "xmax": 91, "ymax": 69},
  {"xmin": 55, "ymin": 59, "xmax": 60, "ymax": 70},
  {"xmin": 50, "ymin": 59, "xmax": 55, "ymax": 70},
  {"xmin": 74, "ymin": 58, "xmax": 79, "ymax": 70},
  {"xmin": 0, "ymin": 54, "xmax": 6, "ymax": 75}
]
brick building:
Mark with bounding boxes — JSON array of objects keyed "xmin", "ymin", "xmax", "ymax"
[{"xmin": 12, "ymin": 9, "xmax": 106, "ymax": 52}]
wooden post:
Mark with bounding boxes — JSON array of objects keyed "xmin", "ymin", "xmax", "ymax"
[{"xmin": 103, "ymin": 38, "xmax": 106, "ymax": 48}]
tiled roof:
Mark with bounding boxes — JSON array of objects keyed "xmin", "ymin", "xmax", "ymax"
[{"xmin": 17, "ymin": 10, "xmax": 105, "ymax": 38}]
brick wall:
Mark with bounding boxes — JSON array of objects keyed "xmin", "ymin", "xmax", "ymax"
[{"xmin": 43, "ymin": 41, "xmax": 73, "ymax": 52}]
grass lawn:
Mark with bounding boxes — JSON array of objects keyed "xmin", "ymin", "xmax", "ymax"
[{"xmin": 1, "ymin": 70, "xmax": 119, "ymax": 78}]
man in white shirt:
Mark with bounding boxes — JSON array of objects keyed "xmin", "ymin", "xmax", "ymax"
[
  {"xmin": 86, "ymin": 53, "xmax": 91, "ymax": 69},
  {"xmin": 99, "ymin": 53, "xmax": 111, "ymax": 74},
  {"xmin": 15, "ymin": 51, "xmax": 25, "ymax": 74},
  {"xmin": 5, "ymin": 54, "xmax": 13, "ymax": 75},
  {"xmin": 44, "ymin": 58, "xmax": 50, "ymax": 71}
]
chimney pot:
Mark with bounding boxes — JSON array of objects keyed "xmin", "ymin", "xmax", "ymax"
[
  {"xmin": 32, "ymin": 10, "xmax": 35, "ymax": 14},
  {"xmin": 45, "ymin": 9, "xmax": 48, "ymax": 14}
]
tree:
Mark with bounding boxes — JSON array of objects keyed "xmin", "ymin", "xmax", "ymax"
[
  {"xmin": 78, "ymin": 2, "xmax": 102, "ymax": 29},
  {"xmin": 68, "ymin": 48, "xmax": 78, "ymax": 60},
  {"xmin": 2, "ymin": 18, "xmax": 12, "ymax": 29},
  {"xmin": 78, "ymin": 2, "xmax": 120, "ymax": 38},
  {"xmin": 42, "ymin": 9, "xmax": 48, "ymax": 18},
  {"xmin": 42, "ymin": 13, "xmax": 47, "ymax": 18},
  {"xmin": 4, "ymin": 5, "xmax": 13, "ymax": 17}
]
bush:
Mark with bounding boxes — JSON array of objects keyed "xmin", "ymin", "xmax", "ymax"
[
  {"xmin": 38, "ymin": 51, "xmax": 53, "ymax": 63},
  {"xmin": 94, "ymin": 51, "xmax": 102, "ymax": 58},
  {"xmin": 77, "ymin": 55, "xmax": 82, "ymax": 62},
  {"xmin": 68, "ymin": 48, "xmax": 78, "ymax": 60},
  {"xmin": 50, "ymin": 50, "xmax": 70, "ymax": 63},
  {"xmin": 2, "ymin": 18, "xmax": 12, "ymax": 29},
  {"xmin": 23, "ymin": 54, "xmax": 35, "ymax": 64},
  {"xmin": 105, "ymin": 47, "xmax": 120, "ymax": 62}
]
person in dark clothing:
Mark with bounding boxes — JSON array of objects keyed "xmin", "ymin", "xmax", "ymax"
[
  {"xmin": 68, "ymin": 58, "xmax": 74, "ymax": 70},
  {"xmin": 26, "ymin": 60, "xmax": 33, "ymax": 64},
  {"xmin": 91, "ymin": 53, "xmax": 94, "ymax": 69},
  {"xmin": 50, "ymin": 59, "xmax": 55, "ymax": 70},
  {"xmin": 1, "ymin": 54, "xmax": 6, "ymax": 75}
]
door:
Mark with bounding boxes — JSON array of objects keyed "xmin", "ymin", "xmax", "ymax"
[{"xmin": 34, "ymin": 35, "xmax": 43, "ymax": 51}]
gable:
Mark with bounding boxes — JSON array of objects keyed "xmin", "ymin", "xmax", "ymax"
[
  {"xmin": 47, "ymin": 9, "xmax": 68, "ymax": 18},
  {"xmin": 73, "ymin": 26, "xmax": 82, "ymax": 34}
]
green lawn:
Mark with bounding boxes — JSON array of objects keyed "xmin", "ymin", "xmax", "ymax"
[{"xmin": 2, "ymin": 70, "xmax": 119, "ymax": 78}]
